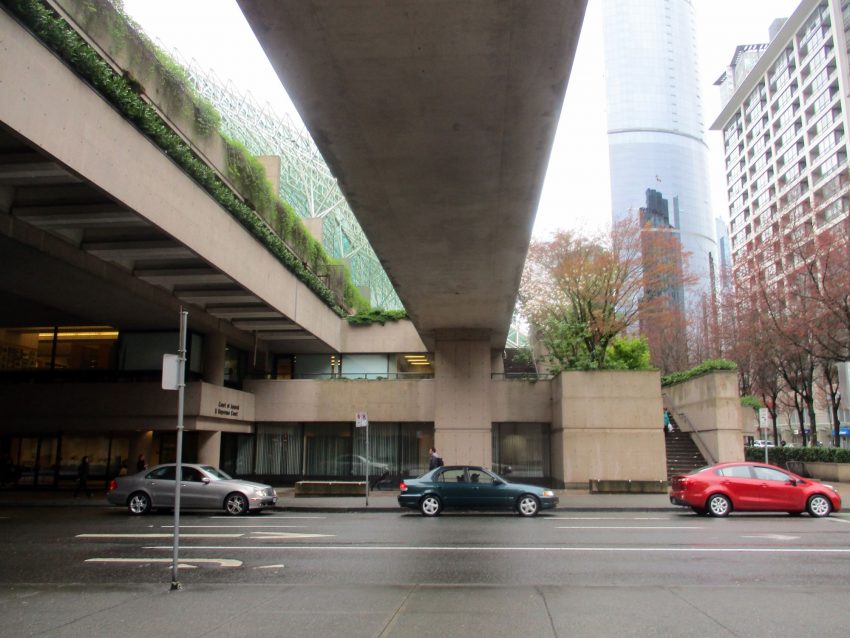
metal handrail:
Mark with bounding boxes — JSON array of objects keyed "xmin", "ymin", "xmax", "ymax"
[{"xmin": 662, "ymin": 395, "xmax": 716, "ymax": 465}]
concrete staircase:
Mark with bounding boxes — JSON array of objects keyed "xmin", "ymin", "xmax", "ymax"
[{"xmin": 664, "ymin": 411, "xmax": 708, "ymax": 480}]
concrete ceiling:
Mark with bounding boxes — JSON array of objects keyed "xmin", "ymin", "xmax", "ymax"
[{"xmin": 237, "ymin": 0, "xmax": 587, "ymax": 347}]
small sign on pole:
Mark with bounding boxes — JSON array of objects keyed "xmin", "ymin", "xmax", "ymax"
[
  {"xmin": 355, "ymin": 412, "xmax": 368, "ymax": 506},
  {"xmin": 161, "ymin": 354, "xmax": 179, "ymax": 390}
]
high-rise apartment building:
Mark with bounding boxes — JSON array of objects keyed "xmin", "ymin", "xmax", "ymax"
[
  {"xmin": 602, "ymin": 0, "xmax": 717, "ymax": 297},
  {"xmin": 712, "ymin": 0, "xmax": 850, "ymax": 283}
]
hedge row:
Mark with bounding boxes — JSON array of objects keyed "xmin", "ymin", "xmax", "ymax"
[
  {"xmin": 744, "ymin": 446, "xmax": 850, "ymax": 464},
  {"xmin": 661, "ymin": 359, "xmax": 737, "ymax": 387}
]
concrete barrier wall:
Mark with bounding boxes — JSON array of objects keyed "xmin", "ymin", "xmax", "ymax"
[
  {"xmin": 662, "ymin": 371, "xmax": 744, "ymax": 464},
  {"xmin": 552, "ymin": 371, "xmax": 667, "ymax": 488},
  {"xmin": 246, "ymin": 379, "xmax": 436, "ymax": 423}
]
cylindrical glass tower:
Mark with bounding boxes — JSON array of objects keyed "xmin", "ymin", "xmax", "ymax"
[{"xmin": 602, "ymin": 0, "xmax": 717, "ymax": 296}]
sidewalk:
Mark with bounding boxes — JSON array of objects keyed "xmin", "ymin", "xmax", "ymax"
[{"xmin": 2, "ymin": 483, "xmax": 846, "ymax": 512}]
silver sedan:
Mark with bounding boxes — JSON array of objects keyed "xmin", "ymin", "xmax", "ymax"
[{"xmin": 107, "ymin": 463, "xmax": 277, "ymax": 516}]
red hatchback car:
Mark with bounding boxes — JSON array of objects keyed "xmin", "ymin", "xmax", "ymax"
[{"xmin": 669, "ymin": 462, "xmax": 841, "ymax": 517}]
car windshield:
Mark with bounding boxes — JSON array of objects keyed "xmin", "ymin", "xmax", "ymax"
[{"xmin": 201, "ymin": 466, "xmax": 231, "ymax": 480}]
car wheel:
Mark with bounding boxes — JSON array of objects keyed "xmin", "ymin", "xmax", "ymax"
[
  {"xmin": 224, "ymin": 492, "xmax": 249, "ymax": 516},
  {"xmin": 127, "ymin": 491, "xmax": 151, "ymax": 515},
  {"xmin": 517, "ymin": 494, "xmax": 540, "ymax": 517},
  {"xmin": 706, "ymin": 494, "xmax": 731, "ymax": 517},
  {"xmin": 419, "ymin": 495, "xmax": 441, "ymax": 516},
  {"xmin": 806, "ymin": 494, "xmax": 832, "ymax": 518}
]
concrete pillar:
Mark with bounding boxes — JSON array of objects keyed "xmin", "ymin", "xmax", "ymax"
[
  {"xmin": 204, "ymin": 332, "xmax": 226, "ymax": 386},
  {"xmin": 433, "ymin": 336, "xmax": 492, "ymax": 467},
  {"xmin": 490, "ymin": 349, "xmax": 505, "ymax": 375},
  {"xmin": 197, "ymin": 431, "xmax": 222, "ymax": 468}
]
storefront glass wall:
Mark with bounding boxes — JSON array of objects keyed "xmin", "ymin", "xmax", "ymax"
[
  {"xmin": 492, "ymin": 422, "xmax": 551, "ymax": 481},
  {"xmin": 254, "ymin": 424, "xmax": 301, "ymax": 476},
  {"xmin": 0, "ymin": 326, "xmax": 117, "ymax": 371},
  {"xmin": 225, "ymin": 422, "xmax": 434, "ymax": 484}
]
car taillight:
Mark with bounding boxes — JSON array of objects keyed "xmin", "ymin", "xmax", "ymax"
[
  {"xmin": 108, "ymin": 479, "xmax": 117, "ymax": 492},
  {"xmin": 399, "ymin": 482, "xmax": 407, "ymax": 492}
]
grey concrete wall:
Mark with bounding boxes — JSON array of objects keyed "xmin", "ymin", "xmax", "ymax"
[
  {"xmin": 662, "ymin": 371, "xmax": 744, "ymax": 464},
  {"xmin": 246, "ymin": 379, "xmax": 435, "ymax": 422},
  {"xmin": 552, "ymin": 371, "xmax": 667, "ymax": 488}
]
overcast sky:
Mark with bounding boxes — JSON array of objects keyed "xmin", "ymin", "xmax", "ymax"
[{"xmin": 123, "ymin": 0, "xmax": 803, "ymax": 238}]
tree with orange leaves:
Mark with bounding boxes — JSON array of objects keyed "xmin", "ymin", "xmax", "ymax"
[{"xmin": 520, "ymin": 216, "xmax": 694, "ymax": 372}]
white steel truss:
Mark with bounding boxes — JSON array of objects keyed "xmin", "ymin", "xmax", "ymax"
[{"xmin": 182, "ymin": 59, "xmax": 402, "ymax": 310}]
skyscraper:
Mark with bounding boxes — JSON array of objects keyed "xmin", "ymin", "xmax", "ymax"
[
  {"xmin": 602, "ymin": 0, "xmax": 717, "ymax": 296},
  {"xmin": 712, "ymin": 0, "xmax": 850, "ymax": 290}
]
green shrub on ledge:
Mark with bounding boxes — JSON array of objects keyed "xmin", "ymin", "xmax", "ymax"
[{"xmin": 661, "ymin": 359, "xmax": 737, "ymax": 387}]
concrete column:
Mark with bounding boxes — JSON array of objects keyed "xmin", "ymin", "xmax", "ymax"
[
  {"xmin": 433, "ymin": 337, "xmax": 492, "ymax": 467},
  {"xmin": 197, "ymin": 431, "xmax": 222, "ymax": 468},
  {"xmin": 490, "ymin": 349, "xmax": 505, "ymax": 375},
  {"xmin": 204, "ymin": 332, "xmax": 227, "ymax": 386}
]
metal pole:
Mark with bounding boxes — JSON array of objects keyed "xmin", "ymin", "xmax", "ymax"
[
  {"xmin": 170, "ymin": 309, "xmax": 188, "ymax": 591},
  {"xmin": 365, "ymin": 422, "xmax": 369, "ymax": 507}
]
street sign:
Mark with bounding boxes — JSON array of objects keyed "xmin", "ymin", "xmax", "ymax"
[
  {"xmin": 161, "ymin": 354, "xmax": 179, "ymax": 390},
  {"xmin": 356, "ymin": 411, "xmax": 368, "ymax": 428},
  {"xmin": 758, "ymin": 408, "xmax": 769, "ymax": 430}
]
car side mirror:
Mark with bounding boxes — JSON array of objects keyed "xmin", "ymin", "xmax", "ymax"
[
  {"xmin": 785, "ymin": 478, "xmax": 797, "ymax": 486},
  {"xmin": 202, "ymin": 477, "xmax": 211, "ymax": 484}
]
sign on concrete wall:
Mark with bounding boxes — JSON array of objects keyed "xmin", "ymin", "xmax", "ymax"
[{"xmin": 356, "ymin": 412, "xmax": 368, "ymax": 428}]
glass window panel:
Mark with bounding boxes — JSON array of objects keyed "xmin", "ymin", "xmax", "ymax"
[
  {"xmin": 492, "ymin": 423, "xmax": 550, "ymax": 478},
  {"xmin": 340, "ymin": 354, "xmax": 389, "ymax": 379},
  {"xmin": 304, "ymin": 423, "xmax": 351, "ymax": 476},
  {"xmin": 294, "ymin": 354, "xmax": 336, "ymax": 378},
  {"xmin": 255, "ymin": 424, "xmax": 301, "ymax": 476}
]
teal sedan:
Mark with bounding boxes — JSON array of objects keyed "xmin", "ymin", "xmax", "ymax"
[{"xmin": 398, "ymin": 465, "xmax": 558, "ymax": 516}]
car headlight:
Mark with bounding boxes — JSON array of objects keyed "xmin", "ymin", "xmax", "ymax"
[
  {"xmin": 824, "ymin": 484, "xmax": 838, "ymax": 494},
  {"xmin": 254, "ymin": 487, "xmax": 269, "ymax": 496},
  {"xmin": 541, "ymin": 490, "xmax": 554, "ymax": 497}
]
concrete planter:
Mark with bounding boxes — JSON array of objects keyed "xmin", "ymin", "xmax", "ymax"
[{"xmin": 803, "ymin": 462, "xmax": 850, "ymax": 483}]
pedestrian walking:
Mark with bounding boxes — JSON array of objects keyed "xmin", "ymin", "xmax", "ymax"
[
  {"xmin": 136, "ymin": 454, "xmax": 148, "ymax": 473},
  {"xmin": 428, "ymin": 447, "xmax": 444, "ymax": 470},
  {"xmin": 74, "ymin": 456, "xmax": 91, "ymax": 498}
]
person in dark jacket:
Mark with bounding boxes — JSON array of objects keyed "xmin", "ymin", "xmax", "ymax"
[
  {"xmin": 74, "ymin": 456, "xmax": 91, "ymax": 498},
  {"xmin": 428, "ymin": 447, "xmax": 443, "ymax": 470}
]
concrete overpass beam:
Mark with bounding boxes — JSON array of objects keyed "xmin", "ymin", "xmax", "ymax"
[{"xmin": 434, "ymin": 336, "xmax": 492, "ymax": 467}]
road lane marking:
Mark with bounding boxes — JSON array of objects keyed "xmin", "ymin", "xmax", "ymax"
[
  {"xmin": 76, "ymin": 533, "xmax": 243, "ymax": 539},
  {"xmin": 85, "ymin": 558, "xmax": 242, "ymax": 567},
  {"xmin": 741, "ymin": 534, "xmax": 800, "ymax": 540},
  {"xmin": 143, "ymin": 545, "xmax": 850, "ymax": 554},
  {"xmin": 826, "ymin": 517, "xmax": 850, "ymax": 524},
  {"xmin": 550, "ymin": 517, "xmax": 670, "ymax": 521},
  {"xmin": 556, "ymin": 526, "xmax": 703, "ymax": 530},
  {"xmin": 251, "ymin": 531, "xmax": 334, "ymax": 539},
  {"xmin": 255, "ymin": 564, "xmax": 285, "ymax": 569},
  {"xmin": 208, "ymin": 515, "xmax": 325, "ymax": 519},
  {"xmin": 160, "ymin": 525, "xmax": 306, "ymax": 529}
]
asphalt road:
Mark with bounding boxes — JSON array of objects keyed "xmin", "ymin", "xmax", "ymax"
[{"xmin": 2, "ymin": 506, "xmax": 850, "ymax": 637}]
